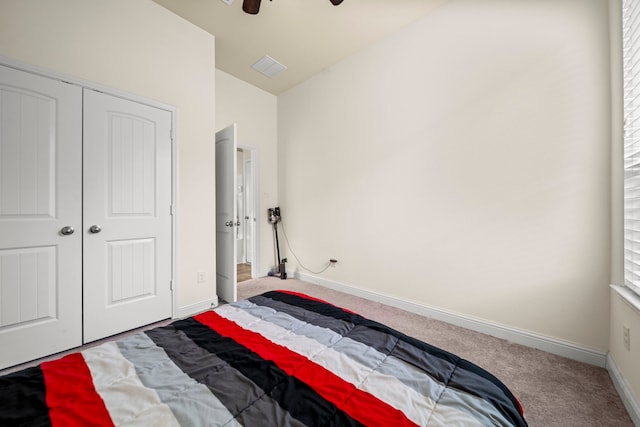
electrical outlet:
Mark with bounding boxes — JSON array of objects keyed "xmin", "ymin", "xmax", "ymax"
[
  {"xmin": 623, "ymin": 324, "xmax": 631, "ymax": 351},
  {"xmin": 197, "ymin": 271, "xmax": 206, "ymax": 283}
]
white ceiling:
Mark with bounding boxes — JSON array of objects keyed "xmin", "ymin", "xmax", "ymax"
[{"xmin": 153, "ymin": 0, "xmax": 448, "ymax": 95}]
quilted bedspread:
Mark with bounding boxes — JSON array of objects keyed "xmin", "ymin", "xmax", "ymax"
[{"xmin": 0, "ymin": 290, "xmax": 527, "ymax": 426}]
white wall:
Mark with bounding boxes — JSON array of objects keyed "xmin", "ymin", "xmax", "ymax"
[
  {"xmin": 216, "ymin": 69, "xmax": 278, "ymax": 277},
  {"xmin": 608, "ymin": 0, "xmax": 640, "ymax": 419},
  {"xmin": 278, "ymin": 0, "xmax": 612, "ymax": 351},
  {"xmin": 0, "ymin": 0, "xmax": 217, "ymax": 313}
]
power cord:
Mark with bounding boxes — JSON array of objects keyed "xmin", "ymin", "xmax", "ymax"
[{"xmin": 279, "ymin": 220, "xmax": 332, "ymax": 275}]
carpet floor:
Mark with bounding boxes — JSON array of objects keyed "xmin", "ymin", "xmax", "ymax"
[{"xmin": 239, "ymin": 276, "xmax": 634, "ymax": 427}]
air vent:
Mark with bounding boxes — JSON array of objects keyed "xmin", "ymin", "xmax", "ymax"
[{"xmin": 251, "ymin": 55, "xmax": 287, "ymax": 78}]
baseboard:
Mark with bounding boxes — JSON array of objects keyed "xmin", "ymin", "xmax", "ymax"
[
  {"xmin": 294, "ymin": 271, "xmax": 608, "ymax": 367},
  {"xmin": 174, "ymin": 297, "xmax": 218, "ymax": 319},
  {"xmin": 607, "ymin": 354, "xmax": 640, "ymax": 426}
]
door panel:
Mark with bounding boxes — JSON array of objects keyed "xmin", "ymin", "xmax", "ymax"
[
  {"xmin": 0, "ymin": 87, "xmax": 55, "ymax": 217},
  {"xmin": 0, "ymin": 65, "xmax": 82, "ymax": 370},
  {"xmin": 83, "ymin": 89, "xmax": 172, "ymax": 343},
  {"xmin": 107, "ymin": 238, "xmax": 155, "ymax": 304},
  {"xmin": 0, "ymin": 247, "xmax": 56, "ymax": 328},
  {"xmin": 108, "ymin": 113, "xmax": 157, "ymax": 216},
  {"xmin": 215, "ymin": 125, "xmax": 237, "ymax": 303}
]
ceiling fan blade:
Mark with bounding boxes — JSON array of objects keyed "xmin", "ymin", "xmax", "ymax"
[
  {"xmin": 329, "ymin": 0, "xmax": 344, "ymax": 4},
  {"xmin": 243, "ymin": 0, "xmax": 261, "ymax": 14}
]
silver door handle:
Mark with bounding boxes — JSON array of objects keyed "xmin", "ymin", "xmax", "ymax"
[
  {"xmin": 60, "ymin": 226, "xmax": 75, "ymax": 235},
  {"xmin": 89, "ymin": 225, "xmax": 102, "ymax": 234},
  {"xmin": 225, "ymin": 221, "xmax": 233, "ymax": 227}
]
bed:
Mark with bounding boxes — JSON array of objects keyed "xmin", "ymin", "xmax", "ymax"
[{"xmin": 0, "ymin": 290, "xmax": 527, "ymax": 426}]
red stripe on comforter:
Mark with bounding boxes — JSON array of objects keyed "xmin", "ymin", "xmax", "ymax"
[
  {"xmin": 195, "ymin": 310, "xmax": 417, "ymax": 427},
  {"xmin": 41, "ymin": 352, "xmax": 113, "ymax": 427}
]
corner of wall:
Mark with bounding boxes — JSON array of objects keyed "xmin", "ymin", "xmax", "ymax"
[
  {"xmin": 607, "ymin": 353, "xmax": 640, "ymax": 427},
  {"xmin": 609, "ymin": 286, "xmax": 640, "ymax": 426}
]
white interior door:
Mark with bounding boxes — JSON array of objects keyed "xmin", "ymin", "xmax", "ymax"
[
  {"xmin": 0, "ymin": 65, "xmax": 82, "ymax": 369},
  {"xmin": 83, "ymin": 89, "xmax": 172, "ymax": 343},
  {"xmin": 215, "ymin": 124, "xmax": 237, "ymax": 303}
]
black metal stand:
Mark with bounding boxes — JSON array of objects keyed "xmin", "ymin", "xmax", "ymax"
[
  {"xmin": 268, "ymin": 207, "xmax": 286, "ymax": 280},
  {"xmin": 273, "ymin": 222, "xmax": 286, "ymax": 279}
]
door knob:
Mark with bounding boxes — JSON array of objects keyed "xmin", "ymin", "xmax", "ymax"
[
  {"xmin": 60, "ymin": 226, "xmax": 75, "ymax": 235},
  {"xmin": 225, "ymin": 221, "xmax": 233, "ymax": 227},
  {"xmin": 89, "ymin": 225, "xmax": 102, "ymax": 234}
]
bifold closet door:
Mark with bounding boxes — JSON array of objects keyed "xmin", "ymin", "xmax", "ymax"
[
  {"xmin": 0, "ymin": 65, "xmax": 83, "ymax": 369},
  {"xmin": 82, "ymin": 89, "xmax": 172, "ymax": 343}
]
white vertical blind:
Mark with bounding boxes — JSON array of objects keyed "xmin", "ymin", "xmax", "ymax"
[{"xmin": 623, "ymin": 0, "xmax": 640, "ymax": 295}]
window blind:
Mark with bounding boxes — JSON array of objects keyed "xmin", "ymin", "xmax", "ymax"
[{"xmin": 623, "ymin": 0, "xmax": 640, "ymax": 295}]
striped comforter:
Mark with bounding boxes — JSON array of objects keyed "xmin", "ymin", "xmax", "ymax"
[{"xmin": 0, "ymin": 290, "xmax": 527, "ymax": 426}]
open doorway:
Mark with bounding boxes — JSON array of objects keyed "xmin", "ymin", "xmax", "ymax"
[
  {"xmin": 236, "ymin": 146, "xmax": 258, "ymax": 283},
  {"xmin": 215, "ymin": 125, "xmax": 260, "ymax": 302}
]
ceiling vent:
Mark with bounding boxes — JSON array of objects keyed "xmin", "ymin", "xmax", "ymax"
[{"xmin": 251, "ymin": 55, "xmax": 287, "ymax": 78}]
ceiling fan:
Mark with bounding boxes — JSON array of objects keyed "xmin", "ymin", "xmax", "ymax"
[{"xmin": 242, "ymin": 0, "xmax": 344, "ymax": 15}]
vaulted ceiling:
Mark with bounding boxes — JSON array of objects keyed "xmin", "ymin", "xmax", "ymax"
[{"xmin": 153, "ymin": 0, "xmax": 448, "ymax": 94}]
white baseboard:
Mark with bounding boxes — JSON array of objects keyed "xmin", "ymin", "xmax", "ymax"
[
  {"xmin": 294, "ymin": 271, "xmax": 608, "ymax": 367},
  {"xmin": 174, "ymin": 297, "xmax": 218, "ymax": 319},
  {"xmin": 607, "ymin": 354, "xmax": 640, "ymax": 427}
]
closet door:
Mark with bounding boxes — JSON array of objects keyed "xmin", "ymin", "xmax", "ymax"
[
  {"xmin": 83, "ymin": 89, "xmax": 172, "ymax": 343},
  {"xmin": 0, "ymin": 65, "xmax": 82, "ymax": 369}
]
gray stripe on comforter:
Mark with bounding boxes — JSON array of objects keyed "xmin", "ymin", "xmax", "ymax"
[
  {"xmin": 145, "ymin": 324, "xmax": 307, "ymax": 427},
  {"xmin": 248, "ymin": 295, "xmax": 356, "ymax": 336},
  {"xmin": 116, "ymin": 332, "xmax": 241, "ymax": 427},
  {"xmin": 234, "ymin": 299, "xmax": 446, "ymax": 398}
]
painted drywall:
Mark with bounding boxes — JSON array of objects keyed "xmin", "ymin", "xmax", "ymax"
[
  {"xmin": 0, "ymin": 0, "xmax": 217, "ymax": 313},
  {"xmin": 609, "ymin": 290, "xmax": 640, "ymax": 413},
  {"xmin": 215, "ymin": 69, "xmax": 278, "ymax": 277},
  {"xmin": 278, "ymin": 0, "xmax": 612, "ymax": 351}
]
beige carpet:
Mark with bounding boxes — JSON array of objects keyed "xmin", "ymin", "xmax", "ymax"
[{"xmin": 239, "ymin": 277, "xmax": 634, "ymax": 427}]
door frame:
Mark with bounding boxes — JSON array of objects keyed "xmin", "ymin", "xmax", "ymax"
[
  {"xmin": 238, "ymin": 144, "xmax": 260, "ymax": 280},
  {"xmin": 0, "ymin": 55, "xmax": 178, "ymax": 318}
]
